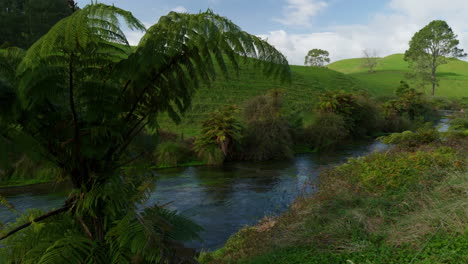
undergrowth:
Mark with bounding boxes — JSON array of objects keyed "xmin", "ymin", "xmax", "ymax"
[{"xmin": 201, "ymin": 135, "xmax": 468, "ymax": 264}]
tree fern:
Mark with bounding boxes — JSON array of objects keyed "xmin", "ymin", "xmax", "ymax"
[{"xmin": 0, "ymin": 2, "xmax": 290, "ymax": 263}]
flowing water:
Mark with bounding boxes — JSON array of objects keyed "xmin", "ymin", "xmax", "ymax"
[{"xmin": 0, "ymin": 141, "xmax": 388, "ymax": 250}]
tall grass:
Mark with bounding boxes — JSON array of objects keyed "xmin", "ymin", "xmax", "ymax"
[{"xmin": 202, "ymin": 135, "xmax": 468, "ymax": 264}]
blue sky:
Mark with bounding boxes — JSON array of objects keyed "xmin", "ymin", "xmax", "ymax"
[{"xmin": 80, "ymin": 0, "xmax": 468, "ymax": 65}]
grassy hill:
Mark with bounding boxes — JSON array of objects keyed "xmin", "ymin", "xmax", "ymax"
[
  {"xmin": 160, "ymin": 54, "xmax": 468, "ymax": 136},
  {"xmin": 328, "ymin": 54, "xmax": 468, "ymax": 97},
  {"xmin": 160, "ymin": 63, "xmax": 366, "ymax": 136}
]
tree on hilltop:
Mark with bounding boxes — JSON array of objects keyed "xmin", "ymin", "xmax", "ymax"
[
  {"xmin": 404, "ymin": 20, "xmax": 466, "ymax": 96},
  {"xmin": 305, "ymin": 49, "xmax": 330, "ymax": 67},
  {"xmin": 362, "ymin": 49, "xmax": 379, "ymax": 73}
]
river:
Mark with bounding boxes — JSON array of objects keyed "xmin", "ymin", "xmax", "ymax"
[{"xmin": 0, "ymin": 140, "xmax": 390, "ymax": 250}]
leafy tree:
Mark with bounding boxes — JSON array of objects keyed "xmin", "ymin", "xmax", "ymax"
[
  {"xmin": 0, "ymin": 3, "xmax": 290, "ymax": 263},
  {"xmin": 0, "ymin": 0, "xmax": 73, "ymax": 49},
  {"xmin": 304, "ymin": 49, "xmax": 330, "ymax": 67},
  {"xmin": 404, "ymin": 20, "xmax": 467, "ymax": 96}
]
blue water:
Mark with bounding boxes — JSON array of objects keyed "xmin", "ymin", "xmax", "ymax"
[{"xmin": 0, "ymin": 141, "xmax": 388, "ymax": 250}]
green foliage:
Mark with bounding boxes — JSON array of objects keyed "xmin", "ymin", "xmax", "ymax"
[
  {"xmin": 429, "ymin": 97, "xmax": 466, "ymax": 110},
  {"xmin": 204, "ymin": 137, "xmax": 468, "ymax": 264},
  {"xmin": 305, "ymin": 112, "xmax": 349, "ymax": 150},
  {"xmin": 158, "ymin": 61, "xmax": 367, "ymax": 137},
  {"xmin": 382, "ymin": 82, "xmax": 437, "ymax": 132},
  {"xmin": 317, "ymin": 90, "xmax": 382, "ymax": 138},
  {"xmin": 242, "ymin": 92, "xmax": 293, "ymax": 161},
  {"xmin": 0, "ymin": 3, "xmax": 291, "ymax": 262},
  {"xmin": 238, "ymin": 233, "xmax": 468, "ymax": 264},
  {"xmin": 404, "ymin": 20, "xmax": 467, "ymax": 95},
  {"xmin": 304, "ymin": 49, "xmax": 330, "ymax": 67},
  {"xmin": 379, "ymin": 124, "xmax": 440, "ymax": 149},
  {"xmin": 337, "ymin": 148, "xmax": 458, "ymax": 192},
  {"xmin": 194, "ymin": 105, "xmax": 242, "ymax": 164},
  {"xmin": 1, "ymin": 204, "xmax": 203, "ymax": 264},
  {"xmin": 450, "ymin": 117, "xmax": 468, "ymax": 131},
  {"xmin": 194, "ymin": 144, "xmax": 225, "ymax": 166},
  {"xmin": 328, "ymin": 54, "xmax": 468, "ymax": 98},
  {"xmin": 154, "ymin": 141, "xmax": 193, "ymax": 167},
  {"xmin": 0, "ymin": 0, "xmax": 73, "ymax": 49}
]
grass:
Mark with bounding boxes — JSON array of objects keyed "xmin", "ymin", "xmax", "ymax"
[
  {"xmin": 328, "ymin": 54, "xmax": 468, "ymax": 98},
  {"xmin": 159, "ymin": 54, "xmax": 468, "ymax": 138},
  {"xmin": 202, "ymin": 134, "xmax": 468, "ymax": 264},
  {"xmin": 158, "ymin": 62, "xmax": 366, "ymax": 137}
]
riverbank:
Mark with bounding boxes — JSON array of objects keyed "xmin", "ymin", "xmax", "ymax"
[{"xmin": 202, "ymin": 129, "xmax": 468, "ymax": 263}]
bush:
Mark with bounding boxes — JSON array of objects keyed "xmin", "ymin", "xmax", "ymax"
[
  {"xmin": 316, "ymin": 91, "xmax": 382, "ymax": 138},
  {"xmin": 194, "ymin": 144, "xmax": 225, "ymax": 165},
  {"xmin": 450, "ymin": 117, "xmax": 468, "ymax": 131},
  {"xmin": 383, "ymin": 82, "xmax": 439, "ymax": 125},
  {"xmin": 335, "ymin": 149, "xmax": 458, "ymax": 192},
  {"xmin": 305, "ymin": 112, "xmax": 349, "ymax": 150},
  {"xmin": 382, "ymin": 113, "xmax": 412, "ymax": 132},
  {"xmin": 351, "ymin": 95, "xmax": 384, "ymax": 137},
  {"xmin": 429, "ymin": 97, "xmax": 464, "ymax": 110},
  {"xmin": 379, "ymin": 124, "xmax": 440, "ymax": 149},
  {"xmin": 154, "ymin": 141, "xmax": 193, "ymax": 167},
  {"xmin": 242, "ymin": 93, "xmax": 293, "ymax": 161},
  {"xmin": 243, "ymin": 119, "xmax": 293, "ymax": 161},
  {"xmin": 194, "ymin": 106, "xmax": 242, "ymax": 164}
]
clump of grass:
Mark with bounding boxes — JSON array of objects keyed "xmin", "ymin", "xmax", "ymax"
[{"xmin": 154, "ymin": 141, "xmax": 194, "ymax": 167}]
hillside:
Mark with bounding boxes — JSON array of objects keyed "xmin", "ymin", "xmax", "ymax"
[
  {"xmin": 159, "ymin": 63, "xmax": 366, "ymax": 136},
  {"xmin": 328, "ymin": 54, "xmax": 468, "ymax": 97}
]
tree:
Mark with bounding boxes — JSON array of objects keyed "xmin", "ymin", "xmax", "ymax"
[
  {"xmin": 0, "ymin": 3, "xmax": 290, "ymax": 263},
  {"xmin": 194, "ymin": 105, "xmax": 243, "ymax": 164},
  {"xmin": 0, "ymin": 0, "xmax": 73, "ymax": 49},
  {"xmin": 404, "ymin": 20, "xmax": 466, "ymax": 96},
  {"xmin": 362, "ymin": 49, "xmax": 378, "ymax": 73},
  {"xmin": 304, "ymin": 48, "xmax": 330, "ymax": 67}
]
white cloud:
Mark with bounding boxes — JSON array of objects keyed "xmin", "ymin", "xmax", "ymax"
[
  {"xmin": 125, "ymin": 22, "xmax": 153, "ymax": 46},
  {"xmin": 262, "ymin": 0, "xmax": 468, "ymax": 65},
  {"xmin": 275, "ymin": 0, "xmax": 327, "ymax": 27},
  {"xmin": 171, "ymin": 6, "xmax": 188, "ymax": 13},
  {"xmin": 124, "ymin": 5, "xmax": 188, "ymax": 45}
]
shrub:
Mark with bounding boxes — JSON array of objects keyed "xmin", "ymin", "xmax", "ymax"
[
  {"xmin": 450, "ymin": 117, "xmax": 468, "ymax": 131},
  {"xmin": 429, "ymin": 97, "xmax": 464, "ymax": 110},
  {"xmin": 305, "ymin": 112, "xmax": 349, "ymax": 150},
  {"xmin": 352, "ymin": 95, "xmax": 384, "ymax": 137},
  {"xmin": 382, "ymin": 113, "xmax": 412, "ymax": 132},
  {"xmin": 379, "ymin": 124, "xmax": 440, "ymax": 149},
  {"xmin": 154, "ymin": 141, "xmax": 193, "ymax": 167},
  {"xmin": 194, "ymin": 106, "xmax": 242, "ymax": 164},
  {"xmin": 335, "ymin": 149, "xmax": 459, "ymax": 192},
  {"xmin": 242, "ymin": 92, "xmax": 293, "ymax": 161},
  {"xmin": 316, "ymin": 90, "xmax": 382, "ymax": 138},
  {"xmin": 243, "ymin": 118, "xmax": 293, "ymax": 161},
  {"xmin": 383, "ymin": 81, "xmax": 438, "ymax": 124},
  {"xmin": 194, "ymin": 144, "xmax": 225, "ymax": 165}
]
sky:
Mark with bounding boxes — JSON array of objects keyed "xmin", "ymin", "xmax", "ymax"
[{"xmin": 80, "ymin": 0, "xmax": 468, "ymax": 65}]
